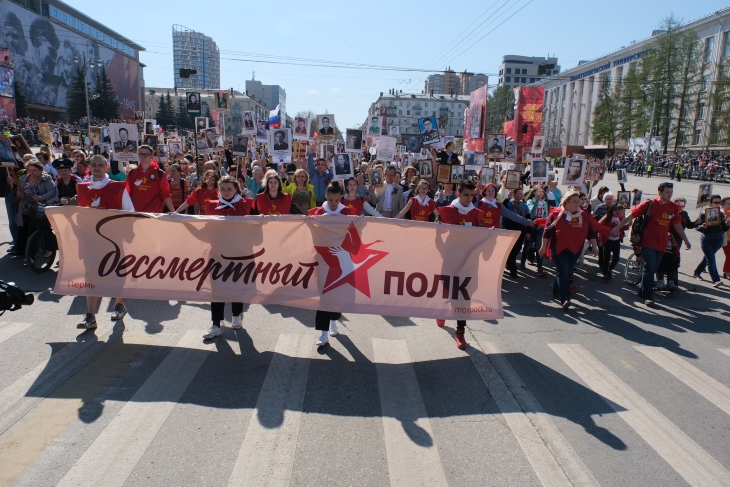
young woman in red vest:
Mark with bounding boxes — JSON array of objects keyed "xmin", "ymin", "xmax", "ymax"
[
  {"xmin": 540, "ymin": 191, "xmax": 611, "ymax": 310},
  {"xmin": 343, "ymin": 177, "xmax": 382, "ymax": 216},
  {"xmin": 435, "ymin": 180, "xmax": 483, "ymax": 349},
  {"xmin": 474, "ymin": 183, "xmax": 533, "ymax": 229},
  {"xmin": 308, "ymin": 181, "xmax": 360, "ymax": 346},
  {"xmin": 202, "ymin": 176, "xmax": 251, "ymax": 339},
  {"xmin": 175, "ymin": 169, "xmax": 219, "ymax": 215},
  {"xmin": 395, "ymin": 179, "xmax": 438, "ymax": 222},
  {"xmin": 76, "ymin": 155, "xmax": 135, "ymax": 330},
  {"xmin": 255, "ymin": 173, "xmax": 292, "ymax": 215}
]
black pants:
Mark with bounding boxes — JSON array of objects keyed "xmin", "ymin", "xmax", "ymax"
[
  {"xmin": 507, "ymin": 231, "xmax": 527, "ymax": 273},
  {"xmin": 16, "ymin": 214, "xmax": 30, "ymax": 254},
  {"xmin": 455, "ymin": 320, "xmax": 466, "ymax": 330},
  {"xmin": 315, "ymin": 311, "xmax": 341, "ymax": 331},
  {"xmin": 600, "ymin": 240, "xmax": 621, "ymax": 276},
  {"xmin": 211, "ymin": 302, "xmax": 243, "ymax": 322}
]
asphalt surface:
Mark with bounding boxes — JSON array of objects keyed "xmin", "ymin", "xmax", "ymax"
[{"xmin": 1, "ymin": 171, "xmax": 729, "ymax": 486}]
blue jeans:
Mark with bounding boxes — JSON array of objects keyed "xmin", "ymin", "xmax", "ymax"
[
  {"xmin": 694, "ymin": 233, "xmax": 724, "ymax": 284},
  {"xmin": 4, "ymin": 194, "xmax": 18, "ymax": 246},
  {"xmin": 640, "ymin": 247, "xmax": 664, "ymax": 299},
  {"xmin": 552, "ymin": 250, "xmax": 579, "ymax": 302}
]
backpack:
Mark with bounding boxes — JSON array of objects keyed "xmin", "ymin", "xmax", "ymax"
[{"xmin": 629, "ymin": 200, "xmax": 653, "ymax": 246}]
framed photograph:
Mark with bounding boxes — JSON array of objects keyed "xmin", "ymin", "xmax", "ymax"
[
  {"xmin": 463, "ymin": 151, "xmax": 475, "ymax": 165},
  {"xmin": 293, "ymin": 117, "xmax": 311, "ymax": 140},
  {"xmin": 468, "ymin": 105, "xmax": 482, "ymax": 139},
  {"xmin": 157, "ymin": 144, "xmax": 169, "ymax": 162},
  {"xmin": 187, "ymin": 92, "xmax": 201, "ymax": 114},
  {"xmin": 0, "ymin": 137, "xmax": 16, "ymax": 167},
  {"xmin": 388, "ymin": 125, "xmax": 400, "ymax": 137},
  {"xmin": 232, "ymin": 135, "xmax": 248, "ymax": 156},
  {"xmin": 332, "ymin": 153, "xmax": 353, "ymax": 180},
  {"xmin": 369, "ymin": 167, "xmax": 384, "ymax": 187},
  {"xmin": 256, "ymin": 120, "xmax": 269, "ymax": 142},
  {"xmin": 418, "ymin": 116, "xmax": 440, "ymax": 145},
  {"xmin": 586, "ymin": 162, "xmax": 601, "ymax": 181},
  {"xmin": 293, "ymin": 140, "xmax": 308, "ymax": 159},
  {"xmin": 38, "ymin": 123, "xmax": 51, "ymax": 145},
  {"xmin": 377, "ymin": 135, "xmax": 397, "ymax": 162},
  {"xmin": 419, "ymin": 160, "xmax": 433, "ymax": 178},
  {"xmin": 450, "ymin": 165, "xmax": 464, "ymax": 183},
  {"xmin": 196, "ymin": 133, "xmax": 208, "ymax": 152},
  {"xmin": 168, "ymin": 140, "xmax": 184, "ymax": 158},
  {"xmin": 204, "ymin": 128, "xmax": 217, "ymax": 149},
  {"xmin": 506, "ymin": 170, "xmax": 522, "ymax": 190},
  {"xmin": 504, "ymin": 140, "xmax": 517, "ymax": 163},
  {"xmin": 573, "ymin": 153, "xmax": 587, "ymax": 160},
  {"xmin": 616, "ymin": 168, "xmax": 628, "ymax": 184},
  {"xmin": 437, "ymin": 164, "xmax": 452, "ymax": 184},
  {"xmin": 616, "ymin": 191, "xmax": 631, "ymax": 208},
  {"xmin": 195, "ymin": 117, "xmax": 208, "ymax": 132},
  {"xmin": 51, "ymin": 130, "xmax": 63, "ymax": 150},
  {"xmin": 398, "ymin": 145, "xmax": 407, "ymax": 155},
  {"xmin": 214, "ymin": 92, "xmax": 230, "ymax": 113},
  {"xmin": 481, "ymin": 167, "xmax": 495, "ymax": 186},
  {"xmin": 632, "ymin": 190, "xmax": 643, "ymax": 206},
  {"xmin": 320, "ymin": 143, "xmax": 335, "ymax": 161},
  {"xmin": 402, "ymin": 154, "xmax": 412, "ymax": 167},
  {"xmin": 89, "ymin": 126, "xmax": 102, "ymax": 146},
  {"xmin": 110, "ymin": 123, "xmax": 139, "ymax": 162},
  {"xmin": 465, "ymin": 165, "xmax": 481, "ymax": 182},
  {"xmin": 368, "ymin": 116, "xmax": 382, "ymax": 137},
  {"xmin": 143, "ymin": 134, "xmax": 158, "ymax": 150},
  {"xmin": 487, "ymin": 134, "xmax": 506, "ymax": 159},
  {"xmin": 317, "ymin": 114, "xmax": 336, "ymax": 138},
  {"xmin": 697, "ymin": 183, "xmax": 712, "ymax": 208},
  {"xmin": 561, "ymin": 158, "xmax": 587, "ymax": 186},
  {"xmin": 10, "ymin": 135, "xmax": 32, "ymax": 157},
  {"xmin": 530, "ymin": 158, "xmax": 548, "ymax": 182},
  {"xmin": 345, "ymin": 129, "xmax": 363, "ymax": 152},
  {"xmin": 705, "ymin": 207, "xmax": 721, "ymax": 227},
  {"xmin": 68, "ymin": 134, "xmax": 80, "ymax": 149},
  {"xmin": 271, "ymin": 128, "xmax": 292, "ymax": 163},
  {"xmin": 474, "ymin": 152, "xmax": 486, "ymax": 167},
  {"xmin": 513, "ymin": 163, "xmax": 526, "ymax": 173},
  {"xmin": 242, "ymin": 111, "xmax": 256, "ymax": 134},
  {"xmin": 531, "ymin": 136, "xmax": 545, "ymax": 154}
]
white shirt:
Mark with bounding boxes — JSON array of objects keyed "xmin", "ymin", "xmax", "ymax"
[
  {"xmin": 44, "ymin": 163, "xmax": 58, "ymax": 178},
  {"xmin": 88, "ymin": 176, "xmax": 135, "ymax": 211},
  {"xmin": 383, "ymin": 183, "xmax": 394, "ymax": 210}
]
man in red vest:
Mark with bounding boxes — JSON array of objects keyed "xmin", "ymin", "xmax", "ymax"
[
  {"xmin": 76, "ymin": 155, "xmax": 134, "ymax": 329},
  {"xmin": 126, "ymin": 145, "xmax": 175, "ymax": 213}
]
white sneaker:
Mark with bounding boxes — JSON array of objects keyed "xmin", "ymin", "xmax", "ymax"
[
  {"xmin": 203, "ymin": 325, "xmax": 222, "ymax": 339},
  {"xmin": 231, "ymin": 314, "xmax": 243, "ymax": 329},
  {"xmin": 328, "ymin": 320, "xmax": 339, "ymax": 337},
  {"xmin": 316, "ymin": 331, "xmax": 329, "ymax": 346},
  {"xmin": 110, "ymin": 303, "xmax": 127, "ymax": 321}
]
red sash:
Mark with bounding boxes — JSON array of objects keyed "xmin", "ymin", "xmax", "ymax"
[
  {"xmin": 409, "ymin": 198, "xmax": 437, "ymax": 222},
  {"xmin": 77, "ymin": 182, "xmax": 126, "ymax": 210},
  {"xmin": 256, "ymin": 193, "xmax": 292, "ymax": 215},
  {"xmin": 438, "ymin": 206, "xmax": 483, "ymax": 226},
  {"xmin": 204, "ymin": 200, "xmax": 251, "ymax": 216}
]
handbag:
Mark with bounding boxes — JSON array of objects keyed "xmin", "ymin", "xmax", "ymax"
[{"xmin": 629, "ymin": 200, "xmax": 652, "ymax": 246}]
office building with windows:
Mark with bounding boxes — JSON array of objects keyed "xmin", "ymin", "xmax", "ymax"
[
  {"xmin": 425, "ymin": 69, "xmax": 488, "ymax": 95},
  {"xmin": 496, "ymin": 55, "xmax": 560, "ymax": 90},
  {"xmin": 173, "ymin": 25, "xmax": 220, "ymax": 90},
  {"xmin": 245, "ymin": 79, "xmax": 286, "ymax": 115}
]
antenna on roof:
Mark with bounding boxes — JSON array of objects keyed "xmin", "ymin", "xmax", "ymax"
[{"xmin": 252, "ymin": 71, "xmax": 255, "ymax": 81}]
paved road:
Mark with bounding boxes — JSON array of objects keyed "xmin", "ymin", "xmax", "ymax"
[{"xmin": 1, "ymin": 174, "xmax": 729, "ymax": 486}]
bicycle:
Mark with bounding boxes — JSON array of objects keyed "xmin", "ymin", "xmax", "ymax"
[{"xmin": 624, "ymin": 253, "xmax": 642, "ymax": 286}]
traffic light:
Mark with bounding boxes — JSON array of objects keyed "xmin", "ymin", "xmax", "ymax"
[{"xmin": 179, "ymin": 68, "xmax": 198, "ymax": 79}]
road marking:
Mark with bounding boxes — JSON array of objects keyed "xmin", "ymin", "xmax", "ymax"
[
  {"xmin": 469, "ymin": 341, "xmax": 598, "ymax": 487},
  {"xmin": 636, "ymin": 346, "xmax": 730, "ymax": 417},
  {"xmin": 551, "ymin": 343, "xmax": 730, "ymax": 486},
  {"xmin": 0, "ymin": 323, "xmax": 117, "ymax": 435},
  {"xmin": 0, "ymin": 330, "xmax": 155, "ymax": 487},
  {"xmin": 0, "ymin": 322, "xmax": 33, "ymax": 344},
  {"xmin": 228, "ymin": 334, "xmax": 312, "ymax": 487},
  {"xmin": 57, "ymin": 330, "xmax": 215, "ymax": 487},
  {"xmin": 372, "ymin": 338, "xmax": 448, "ymax": 487},
  {"xmin": 719, "ymin": 349, "xmax": 730, "ymax": 359}
]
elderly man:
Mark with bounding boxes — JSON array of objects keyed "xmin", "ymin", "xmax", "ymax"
[{"xmin": 371, "ymin": 165, "xmax": 404, "ymax": 217}]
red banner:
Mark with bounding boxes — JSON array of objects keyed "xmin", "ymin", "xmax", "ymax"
[
  {"xmin": 465, "ymin": 85, "xmax": 488, "ymax": 152},
  {"xmin": 513, "ymin": 86, "xmax": 544, "ymax": 154}
]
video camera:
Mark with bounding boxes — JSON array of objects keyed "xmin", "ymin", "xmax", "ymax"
[{"xmin": 0, "ymin": 281, "xmax": 34, "ymax": 313}]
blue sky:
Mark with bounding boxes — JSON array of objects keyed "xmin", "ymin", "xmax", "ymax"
[{"xmin": 71, "ymin": 0, "xmax": 729, "ymax": 129}]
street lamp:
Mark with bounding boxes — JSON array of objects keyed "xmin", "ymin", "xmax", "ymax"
[{"xmin": 73, "ymin": 53, "xmax": 103, "ymax": 137}]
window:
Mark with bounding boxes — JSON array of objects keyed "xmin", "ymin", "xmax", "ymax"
[
  {"xmin": 530, "ymin": 78, "xmax": 536, "ymax": 83},
  {"xmin": 506, "ymin": 68, "xmax": 512, "ymax": 74},
  {"xmin": 698, "ymin": 102, "xmax": 706, "ymax": 118},
  {"xmin": 415, "ymin": 111, "xmax": 421, "ymax": 116},
  {"xmin": 706, "ymin": 37, "xmax": 715, "ymax": 62},
  {"xmin": 499, "ymin": 69, "xmax": 503, "ymax": 75},
  {"xmin": 407, "ymin": 102, "xmax": 410, "ymax": 107},
  {"xmin": 407, "ymin": 110, "xmax": 410, "ymax": 115},
  {"xmin": 522, "ymin": 77, "xmax": 527, "ymax": 83},
  {"xmin": 399, "ymin": 101, "xmax": 403, "ymax": 106},
  {"xmin": 398, "ymin": 110, "xmax": 402, "ymax": 115},
  {"xmin": 506, "ymin": 76, "xmax": 511, "ymax": 82},
  {"xmin": 425, "ymin": 102, "xmax": 428, "ymax": 107},
  {"xmin": 499, "ymin": 77, "xmax": 503, "ymax": 84},
  {"xmin": 693, "ymin": 129, "xmax": 702, "ymax": 145},
  {"xmin": 701, "ymin": 75, "xmax": 709, "ymax": 91},
  {"xmin": 725, "ymin": 32, "xmax": 730, "ymax": 58},
  {"xmin": 433, "ymin": 111, "xmax": 436, "ymax": 116},
  {"xmin": 522, "ymin": 69, "xmax": 528, "ymax": 74}
]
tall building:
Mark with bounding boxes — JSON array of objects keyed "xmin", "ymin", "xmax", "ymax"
[
  {"xmin": 460, "ymin": 72, "xmax": 489, "ymax": 94},
  {"xmin": 425, "ymin": 69, "xmax": 488, "ymax": 95},
  {"xmin": 245, "ymin": 79, "xmax": 286, "ymax": 114},
  {"xmin": 173, "ymin": 25, "xmax": 220, "ymax": 90},
  {"xmin": 496, "ymin": 55, "xmax": 560, "ymax": 89}
]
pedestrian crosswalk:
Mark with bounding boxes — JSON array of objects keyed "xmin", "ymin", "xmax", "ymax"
[{"xmin": 1, "ymin": 323, "xmax": 730, "ymax": 487}]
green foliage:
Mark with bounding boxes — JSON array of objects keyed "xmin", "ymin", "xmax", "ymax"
[
  {"xmin": 156, "ymin": 91, "xmax": 175, "ymax": 128},
  {"xmin": 66, "ymin": 64, "xmax": 88, "ymax": 124},
  {"xmin": 486, "ymin": 85, "xmax": 515, "ymax": 135},
  {"xmin": 591, "ymin": 77, "xmax": 619, "ymax": 148},
  {"xmin": 13, "ymin": 81, "xmax": 28, "ymax": 118},
  {"xmin": 175, "ymin": 97, "xmax": 194, "ymax": 129}
]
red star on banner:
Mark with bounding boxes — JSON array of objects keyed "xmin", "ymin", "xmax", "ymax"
[{"xmin": 315, "ymin": 223, "xmax": 388, "ymax": 298}]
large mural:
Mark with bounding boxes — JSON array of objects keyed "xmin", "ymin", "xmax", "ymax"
[{"xmin": 0, "ymin": 2, "xmax": 139, "ymax": 117}]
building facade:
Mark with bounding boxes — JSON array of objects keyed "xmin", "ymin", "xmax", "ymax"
[
  {"xmin": 363, "ymin": 91, "xmax": 470, "ymax": 138},
  {"xmin": 425, "ymin": 69, "xmax": 488, "ymax": 95},
  {"xmin": 245, "ymin": 79, "xmax": 286, "ymax": 115},
  {"xmin": 496, "ymin": 55, "xmax": 560, "ymax": 90},
  {"xmin": 173, "ymin": 25, "xmax": 220, "ymax": 90},
  {"xmin": 537, "ymin": 8, "xmax": 730, "ymax": 151}
]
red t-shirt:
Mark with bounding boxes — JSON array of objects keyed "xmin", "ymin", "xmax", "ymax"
[
  {"xmin": 631, "ymin": 197, "xmax": 681, "ymax": 252},
  {"xmin": 438, "ymin": 205, "xmax": 483, "ymax": 226},
  {"xmin": 186, "ymin": 187, "xmax": 219, "ymax": 215},
  {"xmin": 125, "ymin": 161, "xmax": 171, "ymax": 212}
]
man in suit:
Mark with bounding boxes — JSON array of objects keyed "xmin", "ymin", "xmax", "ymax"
[
  {"xmin": 274, "ymin": 130, "xmax": 288, "ymax": 150},
  {"xmin": 371, "ymin": 165, "xmax": 404, "ymax": 218},
  {"xmin": 244, "ymin": 112, "xmax": 254, "ymax": 129},
  {"xmin": 334, "ymin": 154, "xmax": 351, "ymax": 176},
  {"xmin": 233, "ymin": 137, "xmax": 247, "ymax": 153},
  {"xmin": 488, "ymin": 137, "xmax": 503, "ymax": 154},
  {"xmin": 188, "ymin": 93, "xmax": 200, "ymax": 112},
  {"xmin": 421, "ymin": 118, "xmax": 438, "ymax": 142},
  {"xmin": 319, "ymin": 116, "xmax": 334, "ymax": 135},
  {"xmin": 113, "ymin": 128, "xmax": 137, "ymax": 152}
]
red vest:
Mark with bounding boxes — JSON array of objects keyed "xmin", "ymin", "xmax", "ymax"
[
  {"xmin": 204, "ymin": 199, "xmax": 251, "ymax": 216},
  {"xmin": 438, "ymin": 206, "xmax": 483, "ymax": 226},
  {"xmin": 308, "ymin": 206, "xmax": 360, "ymax": 216},
  {"xmin": 256, "ymin": 193, "xmax": 292, "ymax": 215},
  {"xmin": 77, "ymin": 181, "xmax": 126, "ymax": 210},
  {"xmin": 478, "ymin": 204, "xmax": 501, "ymax": 228},
  {"xmin": 342, "ymin": 196, "xmax": 365, "ymax": 215},
  {"xmin": 409, "ymin": 197, "xmax": 437, "ymax": 222}
]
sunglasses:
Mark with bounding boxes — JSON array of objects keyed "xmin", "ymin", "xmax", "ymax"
[{"xmin": 663, "ymin": 183, "xmax": 673, "ymax": 188}]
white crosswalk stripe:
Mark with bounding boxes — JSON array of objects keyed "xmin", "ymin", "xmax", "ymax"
[
  {"xmin": 57, "ymin": 330, "xmax": 215, "ymax": 487},
  {"xmin": 719, "ymin": 349, "xmax": 730, "ymax": 359},
  {"xmin": 373, "ymin": 338, "xmax": 448, "ymax": 487},
  {"xmin": 0, "ymin": 321, "xmax": 33, "ymax": 345},
  {"xmin": 551, "ymin": 343, "xmax": 730, "ymax": 486},
  {"xmin": 636, "ymin": 346, "xmax": 730, "ymax": 417},
  {"xmin": 469, "ymin": 341, "xmax": 599, "ymax": 487},
  {"xmin": 228, "ymin": 334, "xmax": 312, "ymax": 487}
]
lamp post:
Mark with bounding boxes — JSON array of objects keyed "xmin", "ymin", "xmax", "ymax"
[{"xmin": 73, "ymin": 52, "xmax": 103, "ymax": 137}]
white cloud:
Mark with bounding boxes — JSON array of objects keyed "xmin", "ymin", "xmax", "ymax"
[
  {"xmin": 308, "ymin": 89, "xmax": 320, "ymax": 94},
  {"xmin": 329, "ymin": 87, "xmax": 342, "ymax": 93}
]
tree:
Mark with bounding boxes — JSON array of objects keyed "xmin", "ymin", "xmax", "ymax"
[
  {"xmin": 672, "ymin": 31, "xmax": 704, "ymax": 150},
  {"xmin": 591, "ymin": 77, "xmax": 620, "ymax": 149},
  {"xmin": 89, "ymin": 65, "xmax": 119, "ymax": 121},
  {"xmin": 156, "ymin": 91, "xmax": 175, "ymax": 128},
  {"xmin": 66, "ymin": 64, "xmax": 88, "ymax": 124},
  {"xmin": 175, "ymin": 97, "xmax": 194, "ymax": 129},
  {"xmin": 486, "ymin": 85, "xmax": 515, "ymax": 135},
  {"xmin": 14, "ymin": 81, "xmax": 28, "ymax": 118},
  {"xmin": 616, "ymin": 65, "xmax": 650, "ymax": 142},
  {"xmin": 711, "ymin": 58, "xmax": 730, "ymax": 146}
]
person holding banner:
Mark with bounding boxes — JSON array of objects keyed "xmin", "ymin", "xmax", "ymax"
[
  {"xmin": 76, "ymin": 155, "xmax": 134, "ymax": 329},
  {"xmin": 343, "ymin": 177, "xmax": 382, "ymax": 217},
  {"xmin": 175, "ymin": 169, "xmax": 220, "ymax": 215},
  {"xmin": 435, "ymin": 180, "xmax": 482, "ymax": 349},
  {"xmin": 202, "ymin": 176, "xmax": 251, "ymax": 339},
  {"xmin": 395, "ymin": 180, "xmax": 438, "ymax": 222},
  {"xmin": 255, "ymin": 172, "xmax": 292, "ymax": 215},
  {"xmin": 474, "ymin": 183, "xmax": 533, "ymax": 230},
  {"xmin": 126, "ymin": 145, "xmax": 175, "ymax": 213}
]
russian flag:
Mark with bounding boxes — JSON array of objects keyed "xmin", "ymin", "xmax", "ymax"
[{"xmin": 269, "ymin": 105, "xmax": 281, "ymax": 129}]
